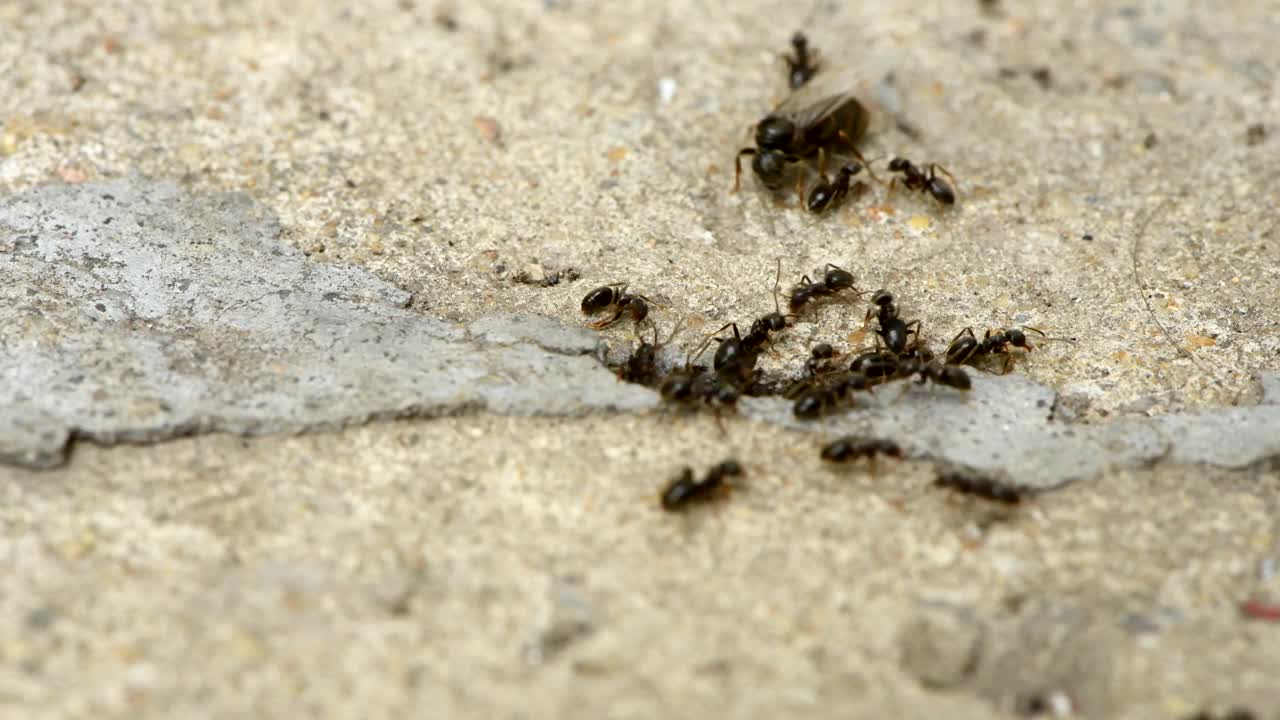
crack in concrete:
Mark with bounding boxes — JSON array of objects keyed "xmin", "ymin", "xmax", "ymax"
[
  {"xmin": 0, "ymin": 179, "xmax": 655, "ymax": 470},
  {"xmin": 2, "ymin": 177, "xmax": 1275, "ymax": 482}
]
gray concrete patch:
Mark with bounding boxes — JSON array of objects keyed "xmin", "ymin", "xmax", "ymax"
[
  {"xmin": 740, "ymin": 371, "xmax": 1277, "ymax": 490},
  {"xmin": 0, "ymin": 179, "xmax": 656, "ymax": 470}
]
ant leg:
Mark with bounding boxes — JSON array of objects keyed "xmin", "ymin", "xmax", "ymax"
[
  {"xmin": 734, "ymin": 149, "xmax": 756, "ymax": 193},
  {"xmin": 929, "ymin": 163, "xmax": 958, "ymax": 187},
  {"xmin": 632, "ymin": 293, "xmax": 664, "ymax": 310},
  {"xmin": 1021, "ymin": 326, "xmax": 1048, "ymax": 351},
  {"xmin": 846, "ymin": 145, "xmax": 882, "ymax": 183},
  {"xmin": 861, "ymin": 306, "xmax": 876, "ymax": 331},
  {"xmin": 708, "ymin": 322, "xmax": 742, "ymax": 341},
  {"xmin": 587, "ymin": 309, "xmax": 626, "ymax": 330},
  {"xmin": 1000, "ymin": 352, "xmax": 1013, "ymax": 375},
  {"xmin": 817, "ymin": 146, "xmax": 828, "ymax": 178},
  {"xmin": 948, "ymin": 326, "xmax": 977, "ymax": 346},
  {"xmin": 904, "ymin": 319, "xmax": 923, "ymax": 350},
  {"xmin": 687, "ymin": 333, "xmax": 718, "ymax": 366}
]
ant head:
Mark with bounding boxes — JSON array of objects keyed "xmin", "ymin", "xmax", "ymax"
[
  {"xmin": 627, "ymin": 298, "xmax": 649, "ymax": 323},
  {"xmin": 840, "ymin": 163, "xmax": 862, "ymax": 178},
  {"xmin": 870, "ymin": 289, "xmax": 894, "ymax": 307},
  {"xmin": 755, "ymin": 116, "xmax": 796, "ymax": 151},
  {"xmin": 887, "ymin": 157, "xmax": 910, "ymax": 172},
  {"xmin": 791, "ymin": 32, "xmax": 807, "ymax": 49},
  {"xmin": 752, "ymin": 149, "xmax": 790, "ymax": 189},
  {"xmin": 810, "ymin": 342, "xmax": 835, "ymax": 359}
]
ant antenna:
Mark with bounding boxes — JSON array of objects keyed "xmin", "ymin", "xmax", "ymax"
[
  {"xmin": 686, "ymin": 332, "xmax": 718, "ymax": 368},
  {"xmin": 659, "ymin": 318, "xmax": 686, "ymax": 347}
]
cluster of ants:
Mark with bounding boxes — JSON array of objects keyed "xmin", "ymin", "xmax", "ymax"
[
  {"xmin": 581, "ymin": 261, "xmax": 1045, "ymax": 420},
  {"xmin": 579, "ymin": 259, "xmax": 1046, "ymax": 512},
  {"xmin": 735, "ymin": 32, "xmax": 957, "ymax": 214},
  {"xmin": 578, "ymin": 32, "xmax": 1033, "ymax": 513}
]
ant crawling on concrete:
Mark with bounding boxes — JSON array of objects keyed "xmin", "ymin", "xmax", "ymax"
[
  {"xmin": 806, "ymin": 147, "xmax": 876, "ymax": 214},
  {"xmin": 789, "ymin": 370, "xmax": 876, "ymax": 419},
  {"xmin": 804, "ymin": 342, "xmax": 844, "ymax": 377},
  {"xmin": 660, "ymin": 459, "xmax": 743, "ymax": 512},
  {"xmin": 710, "ymin": 261, "xmax": 795, "ymax": 388},
  {"xmin": 902, "ymin": 357, "xmax": 973, "ymax": 391},
  {"xmin": 944, "ymin": 326, "xmax": 1049, "ymax": 374},
  {"xmin": 807, "ymin": 161, "xmax": 870, "ymax": 214},
  {"xmin": 847, "ymin": 348, "xmax": 904, "ymax": 385},
  {"xmin": 789, "ymin": 264, "xmax": 862, "ymax": 314},
  {"xmin": 934, "ymin": 466, "xmax": 1023, "ymax": 504},
  {"xmin": 659, "ymin": 334, "xmax": 740, "ymax": 415},
  {"xmin": 616, "ymin": 320, "xmax": 683, "ymax": 386},
  {"xmin": 865, "ymin": 290, "xmax": 922, "ymax": 356},
  {"xmin": 887, "ymin": 157, "xmax": 957, "ymax": 205},
  {"xmin": 784, "ymin": 31, "xmax": 820, "ymax": 90},
  {"xmin": 580, "ymin": 283, "xmax": 654, "ymax": 329},
  {"xmin": 820, "ymin": 436, "xmax": 904, "ymax": 475}
]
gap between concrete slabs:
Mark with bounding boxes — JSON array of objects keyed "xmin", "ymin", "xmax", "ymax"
[{"xmin": 1, "ymin": 178, "xmax": 1276, "ymax": 483}]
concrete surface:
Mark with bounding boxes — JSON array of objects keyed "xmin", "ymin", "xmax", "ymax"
[
  {"xmin": 2, "ymin": 0, "xmax": 1279, "ymax": 718},
  {"xmin": 0, "ymin": 179, "xmax": 652, "ymax": 469}
]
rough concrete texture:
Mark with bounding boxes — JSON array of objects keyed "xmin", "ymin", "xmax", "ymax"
[
  {"xmin": 3, "ymin": 418, "xmax": 1280, "ymax": 720},
  {"xmin": 0, "ymin": 179, "xmax": 653, "ymax": 469},
  {"xmin": 2, "ymin": 0, "xmax": 1280, "ymax": 718},
  {"xmin": 3, "ymin": 178, "xmax": 1275, "ymax": 483}
]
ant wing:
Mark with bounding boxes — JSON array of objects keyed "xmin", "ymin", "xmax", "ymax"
[{"xmin": 769, "ymin": 66, "xmax": 872, "ymax": 131}]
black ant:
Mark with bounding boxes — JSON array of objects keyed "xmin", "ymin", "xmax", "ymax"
[
  {"xmin": 934, "ymin": 467, "xmax": 1023, "ymax": 504},
  {"xmin": 945, "ymin": 326, "xmax": 1048, "ymax": 374},
  {"xmin": 911, "ymin": 360, "xmax": 972, "ymax": 391},
  {"xmin": 865, "ymin": 290, "xmax": 921, "ymax": 356},
  {"xmin": 659, "ymin": 335, "xmax": 740, "ymax": 414},
  {"xmin": 804, "ymin": 342, "xmax": 842, "ymax": 377},
  {"xmin": 784, "ymin": 32, "xmax": 820, "ymax": 90},
  {"xmin": 820, "ymin": 436, "xmax": 903, "ymax": 475},
  {"xmin": 886, "ymin": 157, "xmax": 957, "ymax": 205},
  {"xmin": 743, "ymin": 259, "xmax": 793, "ymax": 349},
  {"xmin": 808, "ymin": 162, "xmax": 870, "ymax": 214},
  {"xmin": 709, "ymin": 263, "xmax": 795, "ymax": 389},
  {"xmin": 790, "ymin": 370, "xmax": 875, "ymax": 419},
  {"xmin": 847, "ymin": 348, "xmax": 901, "ymax": 383},
  {"xmin": 660, "ymin": 459, "xmax": 743, "ymax": 512},
  {"xmin": 881, "ymin": 346, "xmax": 969, "ymax": 391},
  {"xmin": 580, "ymin": 283, "xmax": 653, "ymax": 329},
  {"xmin": 789, "ymin": 264, "xmax": 861, "ymax": 313},
  {"xmin": 734, "ymin": 85, "xmax": 870, "ymax": 193},
  {"xmin": 709, "ymin": 322, "xmax": 763, "ymax": 389},
  {"xmin": 616, "ymin": 320, "xmax": 682, "ymax": 386}
]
